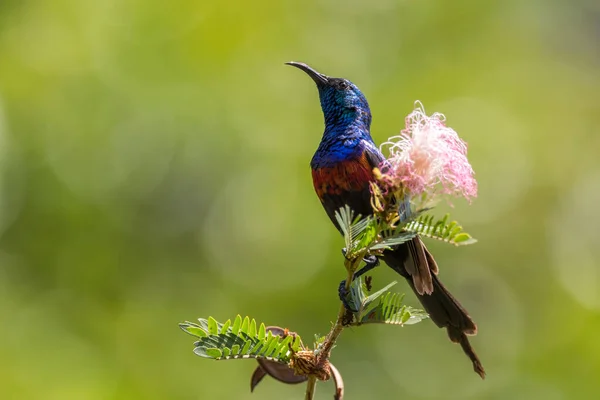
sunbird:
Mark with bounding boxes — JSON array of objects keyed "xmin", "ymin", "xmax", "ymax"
[{"xmin": 286, "ymin": 62, "xmax": 485, "ymax": 378}]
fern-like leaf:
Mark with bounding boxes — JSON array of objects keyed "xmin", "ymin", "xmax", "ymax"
[
  {"xmin": 334, "ymin": 206, "xmax": 376, "ymax": 256},
  {"xmin": 369, "ymin": 231, "xmax": 416, "ymax": 250},
  {"xmin": 180, "ymin": 316, "xmax": 303, "ymax": 363},
  {"xmin": 346, "ymin": 277, "xmax": 428, "ymax": 326},
  {"xmin": 404, "ymin": 213, "xmax": 477, "ymax": 246},
  {"xmin": 359, "ymin": 292, "xmax": 429, "ymax": 325}
]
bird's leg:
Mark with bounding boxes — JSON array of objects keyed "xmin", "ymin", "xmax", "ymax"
[
  {"xmin": 353, "ymin": 255, "xmax": 379, "ymax": 279},
  {"xmin": 340, "ymin": 248, "xmax": 380, "ymax": 276},
  {"xmin": 338, "ymin": 252, "xmax": 380, "ymax": 312}
]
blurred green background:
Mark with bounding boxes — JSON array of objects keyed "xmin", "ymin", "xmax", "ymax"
[{"xmin": 1, "ymin": 0, "xmax": 599, "ymax": 399}]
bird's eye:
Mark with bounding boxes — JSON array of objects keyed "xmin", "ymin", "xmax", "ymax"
[{"xmin": 338, "ymin": 81, "xmax": 348, "ymax": 90}]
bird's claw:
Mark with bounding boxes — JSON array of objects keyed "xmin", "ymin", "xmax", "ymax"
[
  {"xmin": 337, "ymin": 254, "xmax": 380, "ymax": 313},
  {"xmin": 341, "ymin": 248, "xmax": 378, "ymax": 267},
  {"xmin": 338, "ymin": 280, "xmax": 357, "ymax": 312},
  {"xmin": 353, "ymin": 255, "xmax": 380, "ymax": 279}
]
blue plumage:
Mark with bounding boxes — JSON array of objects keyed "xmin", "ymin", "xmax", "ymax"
[{"xmin": 311, "ymin": 78, "xmax": 375, "ymax": 168}]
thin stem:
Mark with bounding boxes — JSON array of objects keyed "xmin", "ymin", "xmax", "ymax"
[
  {"xmin": 305, "ymin": 254, "xmax": 363, "ymax": 399},
  {"xmin": 304, "ymin": 376, "xmax": 317, "ymax": 400},
  {"xmin": 316, "ymin": 257, "xmax": 361, "ymax": 363}
]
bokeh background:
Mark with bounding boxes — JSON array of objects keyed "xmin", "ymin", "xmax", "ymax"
[{"xmin": 1, "ymin": 0, "xmax": 599, "ymax": 399}]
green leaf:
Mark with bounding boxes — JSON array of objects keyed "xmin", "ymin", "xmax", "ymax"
[
  {"xmin": 258, "ymin": 323, "xmax": 266, "ymax": 340},
  {"xmin": 444, "ymin": 221, "xmax": 457, "ymax": 238},
  {"xmin": 197, "ymin": 318, "xmax": 209, "ymax": 332},
  {"xmin": 370, "ymin": 231, "xmax": 416, "ymax": 250},
  {"xmin": 334, "ymin": 205, "xmax": 377, "ymax": 257},
  {"xmin": 241, "ymin": 340, "xmax": 252, "ymax": 355},
  {"xmin": 362, "ymin": 281, "xmax": 398, "ymax": 310},
  {"xmin": 433, "ymin": 214, "xmax": 448, "ymax": 236},
  {"xmin": 452, "ymin": 233, "xmax": 478, "ymax": 245},
  {"xmin": 182, "ymin": 316, "xmax": 303, "ymax": 364},
  {"xmin": 179, "ymin": 322, "xmax": 207, "ymax": 338},
  {"xmin": 353, "ymin": 219, "xmax": 378, "ymax": 252},
  {"xmin": 220, "ymin": 319, "xmax": 231, "ymax": 334},
  {"xmin": 231, "ymin": 315, "xmax": 242, "ymax": 335},
  {"xmin": 344, "ymin": 281, "xmax": 428, "ymax": 327},
  {"xmin": 272, "ymin": 341, "xmax": 285, "ymax": 359},
  {"xmin": 404, "ymin": 213, "xmax": 477, "ymax": 246},
  {"xmin": 249, "ymin": 339, "xmax": 265, "ymax": 356},
  {"xmin": 347, "ymin": 277, "xmax": 409, "ymax": 324},
  {"xmin": 207, "ymin": 317, "xmax": 219, "ymax": 335},
  {"xmin": 248, "ymin": 319, "xmax": 257, "ymax": 338},
  {"xmin": 383, "ymin": 293, "xmax": 396, "ymax": 320},
  {"xmin": 402, "ymin": 307, "xmax": 429, "ymax": 325},
  {"xmin": 347, "ymin": 278, "xmax": 366, "ymax": 313},
  {"xmin": 335, "ymin": 205, "xmax": 355, "ymax": 251},
  {"xmin": 276, "ymin": 335, "xmax": 293, "ymax": 358},
  {"xmin": 203, "ymin": 348, "xmax": 223, "ymax": 358},
  {"xmin": 291, "ymin": 335, "xmax": 302, "ymax": 352},
  {"xmin": 264, "ymin": 335, "xmax": 280, "ymax": 357},
  {"xmin": 360, "ymin": 290, "xmax": 425, "ymax": 325},
  {"xmin": 401, "ymin": 307, "xmax": 410, "ymax": 323},
  {"xmin": 240, "ymin": 316, "xmax": 250, "ymax": 335},
  {"xmin": 256, "ymin": 335, "xmax": 272, "ymax": 357}
]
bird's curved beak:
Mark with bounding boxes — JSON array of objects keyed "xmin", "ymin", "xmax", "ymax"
[{"xmin": 285, "ymin": 61, "xmax": 329, "ymax": 86}]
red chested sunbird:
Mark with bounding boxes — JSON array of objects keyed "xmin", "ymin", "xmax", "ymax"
[{"xmin": 286, "ymin": 62, "xmax": 485, "ymax": 378}]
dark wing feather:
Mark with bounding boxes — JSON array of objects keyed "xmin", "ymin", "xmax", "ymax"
[{"xmin": 362, "ymin": 144, "xmax": 385, "ymax": 170}]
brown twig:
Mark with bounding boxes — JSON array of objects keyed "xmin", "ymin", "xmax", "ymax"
[
  {"xmin": 304, "ymin": 256, "xmax": 362, "ymax": 399},
  {"xmin": 304, "ymin": 376, "xmax": 317, "ymax": 400}
]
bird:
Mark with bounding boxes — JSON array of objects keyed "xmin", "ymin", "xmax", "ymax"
[{"xmin": 286, "ymin": 61, "xmax": 485, "ymax": 379}]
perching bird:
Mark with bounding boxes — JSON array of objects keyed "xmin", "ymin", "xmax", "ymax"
[{"xmin": 286, "ymin": 61, "xmax": 485, "ymax": 379}]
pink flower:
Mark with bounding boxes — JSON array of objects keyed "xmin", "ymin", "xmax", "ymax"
[{"xmin": 380, "ymin": 101, "xmax": 477, "ymax": 203}]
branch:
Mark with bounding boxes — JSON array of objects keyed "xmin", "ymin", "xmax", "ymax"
[
  {"xmin": 304, "ymin": 376, "xmax": 317, "ymax": 400},
  {"xmin": 303, "ymin": 255, "xmax": 362, "ymax": 400}
]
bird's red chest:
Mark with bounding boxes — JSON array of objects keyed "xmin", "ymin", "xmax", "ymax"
[{"xmin": 311, "ymin": 153, "xmax": 375, "ymax": 198}]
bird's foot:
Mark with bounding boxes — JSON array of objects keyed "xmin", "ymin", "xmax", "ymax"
[
  {"xmin": 354, "ymin": 255, "xmax": 379, "ymax": 278},
  {"xmin": 341, "ymin": 248, "xmax": 379, "ymax": 274},
  {"xmin": 338, "ymin": 280, "xmax": 357, "ymax": 312},
  {"xmin": 338, "ymin": 254, "xmax": 380, "ymax": 312}
]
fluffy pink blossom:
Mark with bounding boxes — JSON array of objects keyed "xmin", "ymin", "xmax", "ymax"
[{"xmin": 380, "ymin": 101, "xmax": 477, "ymax": 203}]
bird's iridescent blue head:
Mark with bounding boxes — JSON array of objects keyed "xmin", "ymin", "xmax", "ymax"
[{"xmin": 286, "ymin": 62, "xmax": 372, "ymax": 131}]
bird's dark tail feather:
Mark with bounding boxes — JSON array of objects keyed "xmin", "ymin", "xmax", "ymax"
[
  {"xmin": 382, "ymin": 239, "xmax": 485, "ymax": 379},
  {"xmin": 409, "ymin": 274, "xmax": 486, "ymax": 379}
]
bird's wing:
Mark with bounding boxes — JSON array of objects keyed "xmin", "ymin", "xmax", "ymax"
[{"xmin": 361, "ymin": 140, "xmax": 386, "ymax": 169}]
